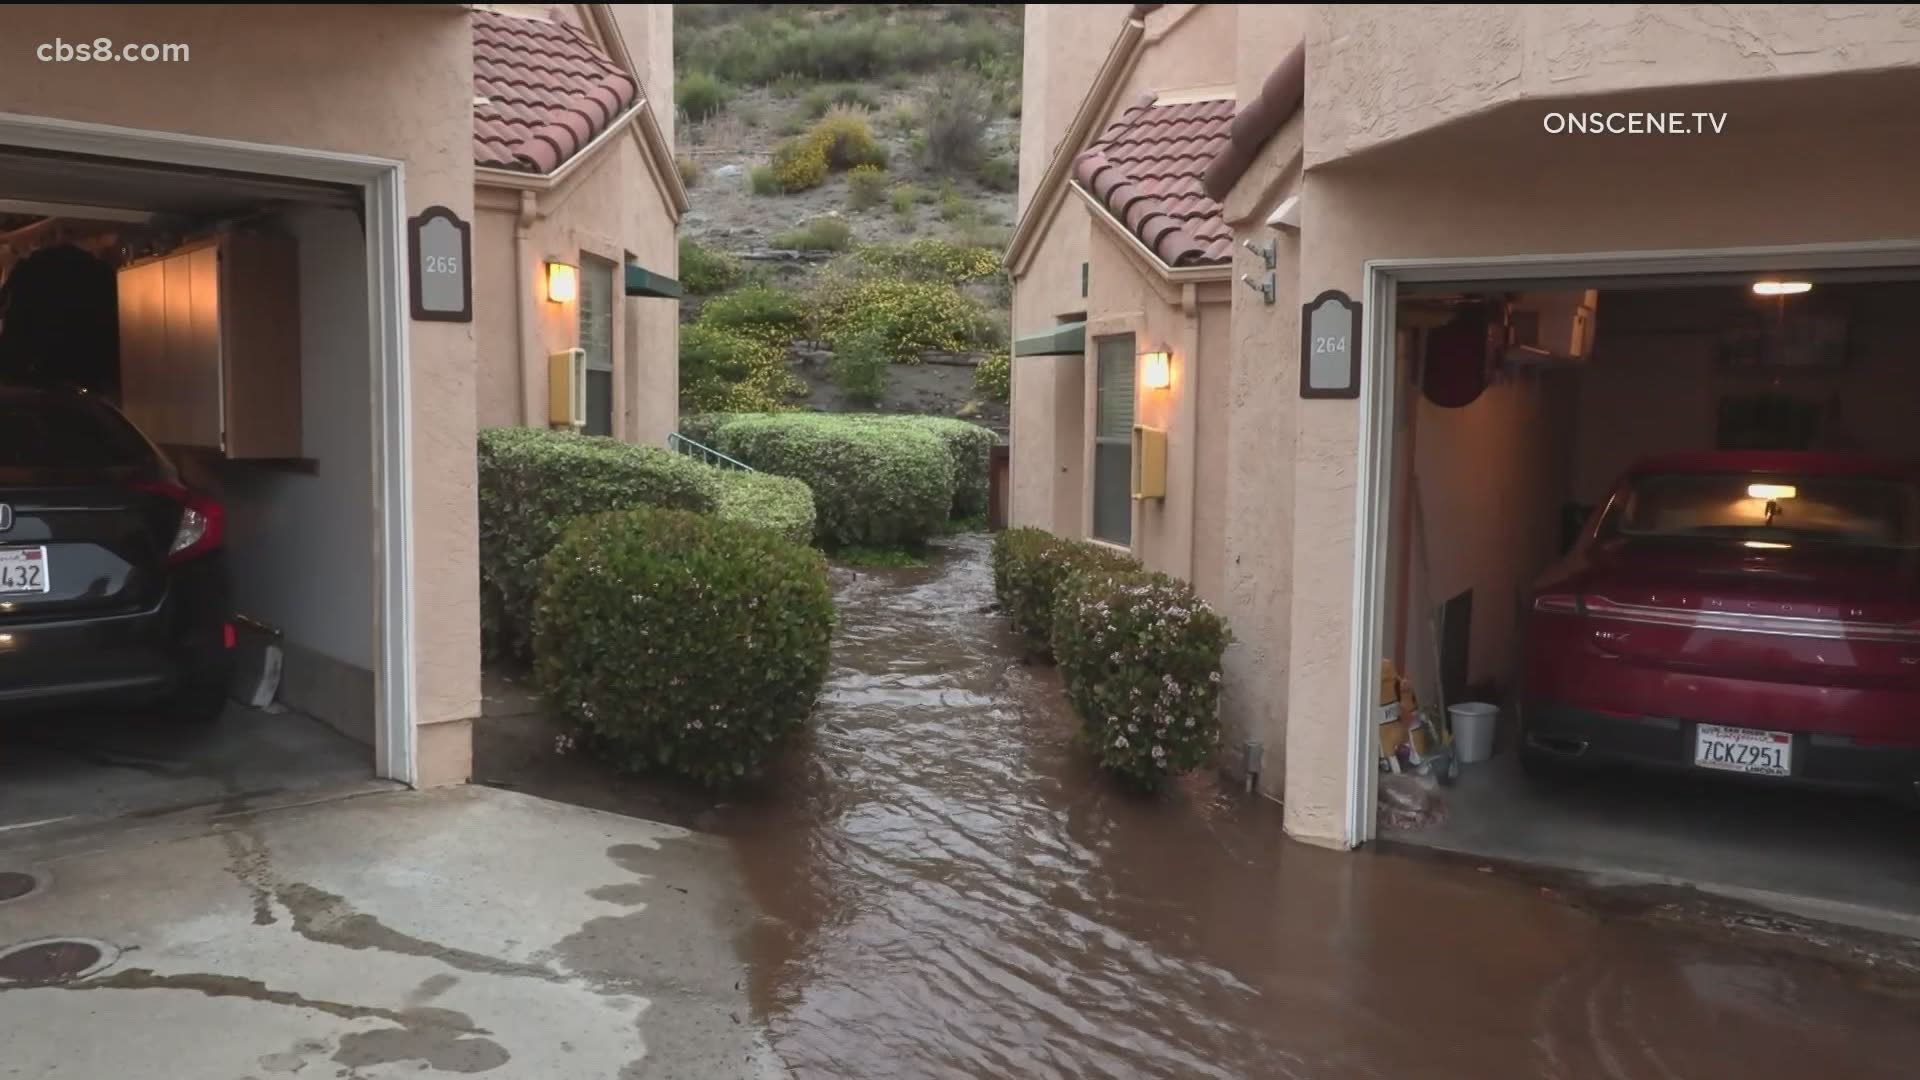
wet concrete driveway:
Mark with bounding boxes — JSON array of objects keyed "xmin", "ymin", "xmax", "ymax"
[{"xmin": 713, "ymin": 536, "xmax": 1920, "ymax": 1079}]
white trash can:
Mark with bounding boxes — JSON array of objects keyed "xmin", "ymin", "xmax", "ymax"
[{"xmin": 1448, "ymin": 702, "xmax": 1499, "ymax": 765}]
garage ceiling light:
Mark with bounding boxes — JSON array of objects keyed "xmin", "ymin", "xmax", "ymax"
[{"xmin": 1751, "ymin": 280, "xmax": 1812, "ymax": 296}]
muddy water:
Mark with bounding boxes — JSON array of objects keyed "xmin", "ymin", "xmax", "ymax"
[{"xmin": 717, "ymin": 536, "xmax": 1920, "ymax": 1079}]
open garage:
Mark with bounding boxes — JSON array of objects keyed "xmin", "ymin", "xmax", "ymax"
[
  {"xmin": 0, "ymin": 137, "xmax": 415, "ymax": 836},
  {"xmin": 1364, "ymin": 260, "xmax": 1920, "ymax": 923}
]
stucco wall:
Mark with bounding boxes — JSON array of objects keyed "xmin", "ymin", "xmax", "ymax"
[
  {"xmin": 1009, "ymin": 353, "xmax": 1084, "ymax": 534},
  {"xmin": 1017, "ymin": 4, "xmax": 1133, "ymax": 217},
  {"xmin": 473, "ymin": 135, "xmax": 679, "ymax": 445},
  {"xmin": 1276, "ymin": 81, "xmax": 1920, "ymax": 845},
  {"xmin": 607, "ymin": 3, "xmax": 674, "ymax": 151},
  {"xmin": 1307, "ymin": 4, "xmax": 1920, "ymax": 166}
]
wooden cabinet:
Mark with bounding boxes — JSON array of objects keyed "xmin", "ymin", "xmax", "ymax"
[{"xmin": 117, "ymin": 232, "xmax": 301, "ymax": 459}]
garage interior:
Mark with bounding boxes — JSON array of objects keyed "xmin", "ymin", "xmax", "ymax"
[
  {"xmin": 0, "ymin": 147, "xmax": 384, "ymax": 833},
  {"xmin": 1374, "ymin": 269, "xmax": 1920, "ymax": 925}
]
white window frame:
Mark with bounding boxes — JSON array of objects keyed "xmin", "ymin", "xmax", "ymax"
[
  {"xmin": 0, "ymin": 110, "xmax": 420, "ymax": 785},
  {"xmin": 1345, "ymin": 240, "xmax": 1920, "ymax": 850}
]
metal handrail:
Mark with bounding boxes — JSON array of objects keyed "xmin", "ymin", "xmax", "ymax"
[{"xmin": 667, "ymin": 431, "xmax": 756, "ymax": 473}]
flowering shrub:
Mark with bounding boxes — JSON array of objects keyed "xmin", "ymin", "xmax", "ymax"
[
  {"xmin": 851, "ymin": 239, "xmax": 1002, "ymax": 283},
  {"xmin": 771, "ymin": 136, "xmax": 829, "ymax": 192},
  {"xmin": 813, "ymin": 278, "xmax": 995, "ymax": 361},
  {"xmin": 534, "ymin": 507, "xmax": 834, "ymax": 787},
  {"xmin": 678, "ymin": 323, "xmax": 804, "ymax": 414},
  {"xmin": 1051, "ymin": 570, "xmax": 1232, "ymax": 791},
  {"xmin": 989, "ymin": 528, "xmax": 1141, "ymax": 655},
  {"xmin": 973, "ymin": 350, "xmax": 1009, "ymax": 403},
  {"xmin": 697, "ymin": 285, "xmax": 810, "ymax": 347},
  {"xmin": 809, "ymin": 107, "xmax": 888, "ymax": 170}
]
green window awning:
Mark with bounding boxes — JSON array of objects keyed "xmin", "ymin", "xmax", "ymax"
[
  {"xmin": 625, "ymin": 261, "xmax": 682, "ymax": 299},
  {"xmin": 1013, "ymin": 321, "xmax": 1085, "ymax": 357}
]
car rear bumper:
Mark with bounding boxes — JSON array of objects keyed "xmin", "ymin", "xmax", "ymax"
[
  {"xmin": 1522, "ymin": 701, "xmax": 1920, "ymax": 796},
  {"xmin": 0, "ymin": 581, "xmax": 230, "ymax": 714}
]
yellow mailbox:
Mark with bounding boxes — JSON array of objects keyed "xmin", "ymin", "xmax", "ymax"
[{"xmin": 1132, "ymin": 425, "xmax": 1166, "ymax": 500}]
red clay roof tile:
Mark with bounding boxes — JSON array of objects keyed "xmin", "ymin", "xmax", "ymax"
[
  {"xmin": 473, "ymin": 10, "xmax": 638, "ymax": 175},
  {"xmin": 1071, "ymin": 96, "xmax": 1234, "ymax": 268}
]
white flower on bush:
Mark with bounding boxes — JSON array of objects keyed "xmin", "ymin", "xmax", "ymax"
[
  {"xmin": 1113, "ymin": 735, "xmax": 1129, "ymax": 749},
  {"xmin": 1151, "ymin": 744, "xmax": 1166, "ymax": 761}
]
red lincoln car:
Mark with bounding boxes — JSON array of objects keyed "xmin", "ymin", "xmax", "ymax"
[{"xmin": 1521, "ymin": 450, "xmax": 1920, "ymax": 796}]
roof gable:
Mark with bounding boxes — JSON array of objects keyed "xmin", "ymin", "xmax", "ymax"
[
  {"xmin": 473, "ymin": 9, "xmax": 638, "ymax": 175},
  {"xmin": 1071, "ymin": 96, "xmax": 1233, "ymax": 267}
]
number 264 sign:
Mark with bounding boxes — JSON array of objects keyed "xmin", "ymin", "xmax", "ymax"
[{"xmin": 1301, "ymin": 289, "xmax": 1361, "ymax": 399}]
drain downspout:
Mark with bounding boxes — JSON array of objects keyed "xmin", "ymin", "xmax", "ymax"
[
  {"xmin": 514, "ymin": 189, "xmax": 542, "ymax": 426},
  {"xmin": 1179, "ymin": 281, "xmax": 1201, "ymax": 583}
]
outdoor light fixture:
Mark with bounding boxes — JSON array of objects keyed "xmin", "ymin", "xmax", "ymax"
[
  {"xmin": 1140, "ymin": 349, "xmax": 1172, "ymax": 390},
  {"xmin": 1743, "ymin": 540, "xmax": 1791, "ymax": 550},
  {"xmin": 546, "ymin": 261, "xmax": 578, "ymax": 303},
  {"xmin": 1751, "ymin": 280, "xmax": 1812, "ymax": 297},
  {"xmin": 1747, "ymin": 483, "xmax": 1797, "ymax": 500}
]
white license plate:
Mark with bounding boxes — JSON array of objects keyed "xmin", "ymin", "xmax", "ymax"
[
  {"xmin": 1694, "ymin": 723, "xmax": 1792, "ymax": 777},
  {"xmin": 0, "ymin": 547, "xmax": 48, "ymax": 595}
]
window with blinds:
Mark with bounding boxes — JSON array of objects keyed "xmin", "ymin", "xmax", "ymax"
[
  {"xmin": 1093, "ymin": 335, "xmax": 1134, "ymax": 545},
  {"xmin": 578, "ymin": 255, "xmax": 616, "ymax": 436}
]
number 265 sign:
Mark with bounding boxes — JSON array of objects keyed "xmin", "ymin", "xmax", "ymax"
[
  {"xmin": 1300, "ymin": 289, "xmax": 1361, "ymax": 399},
  {"xmin": 409, "ymin": 205, "xmax": 473, "ymax": 323}
]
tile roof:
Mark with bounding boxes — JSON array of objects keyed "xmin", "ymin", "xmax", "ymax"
[
  {"xmin": 1202, "ymin": 43, "xmax": 1306, "ymax": 201},
  {"xmin": 473, "ymin": 9, "xmax": 639, "ymax": 175},
  {"xmin": 1071, "ymin": 95, "xmax": 1235, "ymax": 268}
]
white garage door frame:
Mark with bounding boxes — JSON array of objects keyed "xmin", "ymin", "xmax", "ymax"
[
  {"xmin": 1343, "ymin": 239, "xmax": 1920, "ymax": 849},
  {"xmin": 0, "ymin": 111, "xmax": 418, "ymax": 786}
]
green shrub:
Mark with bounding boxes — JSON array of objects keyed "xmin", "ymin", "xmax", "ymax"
[
  {"xmin": 677, "ymin": 155, "xmax": 703, "ymax": 188},
  {"xmin": 676, "ymin": 70, "xmax": 731, "ymax": 122},
  {"xmin": 847, "ymin": 165, "xmax": 888, "ymax": 211},
  {"xmin": 771, "ymin": 137, "xmax": 829, "ymax": 192},
  {"xmin": 768, "ymin": 73, "xmax": 809, "ymax": 99},
  {"xmin": 678, "ymin": 238, "xmax": 740, "ymax": 295},
  {"xmin": 989, "ymin": 528, "xmax": 1140, "ymax": 654},
  {"xmin": 813, "ymin": 278, "xmax": 995, "ymax": 360},
  {"xmin": 707, "ymin": 468, "xmax": 816, "ymax": 546},
  {"xmin": 1051, "ymin": 570, "xmax": 1231, "ymax": 791},
  {"xmin": 883, "ymin": 103, "xmax": 918, "ymax": 135},
  {"xmin": 939, "ymin": 191, "xmax": 977, "ymax": 224},
  {"xmin": 533, "ymin": 507, "xmax": 834, "ymax": 787},
  {"xmin": 678, "ymin": 324, "xmax": 804, "ymax": 414},
  {"xmin": 851, "ymin": 239, "xmax": 1001, "ymax": 283},
  {"xmin": 800, "ymin": 83, "xmax": 877, "ymax": 118},
  {"xmin": 828, "ymin": 326, "xmax": 890, "ymax": 406},
  {"xmin": 857, "ymin": 416, "xmax": 996, "ymax": 517},
  {"xmin": 698, "ymin": 285, "xmax": 810, "ymax": 347},
  {"xmin": 977, "ymin": 155, "xmax": 1017, "ymax": 193},
  {"xmin": 477, "ymin": 428, "xmax": 716, "ymax": 663},
  {"xmin": 775, "ymin": 216, "xmax": 853, "ymax": 252},
  {"xmin": 890, "ymin": 185, "xmax": 919, "ymax": 220},
  {"xmin": 699, "ymin": 413, "xmax": 954, "ymax": 547},
  {"xmin": 974, "ymin": 349, "xmax": 1009, "ymax": 403},
  {"xmin": 676, "ymin": 412, "xmax": 740, "ymax": 447},
  {"xmin": 921, "ymin": 72, "xmax": 991, "ymax": 172},
  {"xmin": 748, "ymin": 164, "xmax": 781, "ymax": 195},
  {"xmin": 674, "ymin": 5, "xmax": 1018, "ymax": 87}
]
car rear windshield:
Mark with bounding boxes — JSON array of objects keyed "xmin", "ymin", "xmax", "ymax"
[
  {"xmin": 1610, "ymin": 472, "xmax": 1920, "ymax": 549},
  {"xmin": 0, "ymin": 389, "xmax": 158, "ymax": 475}
]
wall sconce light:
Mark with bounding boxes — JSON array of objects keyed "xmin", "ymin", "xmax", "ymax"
[
  {"xmin": 546, "ymin": 261, "xmax": 578, "ymax": 303},
  {"xmin": 1140, "ymin": 349, "xmax": 1172, "ymax": 390}
]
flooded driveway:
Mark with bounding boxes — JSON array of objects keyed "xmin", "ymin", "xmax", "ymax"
[
  {"xmin": 718, "ymin": 536, "xmax": 1920, "ymax": 1079},
  {"xmin": 478, "ymin": 535, "xmax": 1920, "ymax": 1078}
]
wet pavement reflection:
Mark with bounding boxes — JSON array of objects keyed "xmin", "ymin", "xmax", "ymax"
[{"xmin": 714, "ymin": 535, "xmax": 1920, "ymax": 1079}]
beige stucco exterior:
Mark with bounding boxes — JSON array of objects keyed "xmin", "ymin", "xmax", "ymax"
[{"xmin": 1017, "ymin": 3, "xmax": 1920, "ymax": 849}]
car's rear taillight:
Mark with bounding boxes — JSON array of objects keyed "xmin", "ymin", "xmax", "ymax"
[
  {"xmin": 131, "ymin": 482, "xmax": 225, "ymax": 565},
  {"xmin": 1532, "ymin": 592, "xmax": 1583, "ymax": 616}
]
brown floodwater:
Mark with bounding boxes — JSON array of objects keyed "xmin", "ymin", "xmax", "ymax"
[{"xmin": 711, "ymin": 535, "xmax": 1920, "ymax": 1080}]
